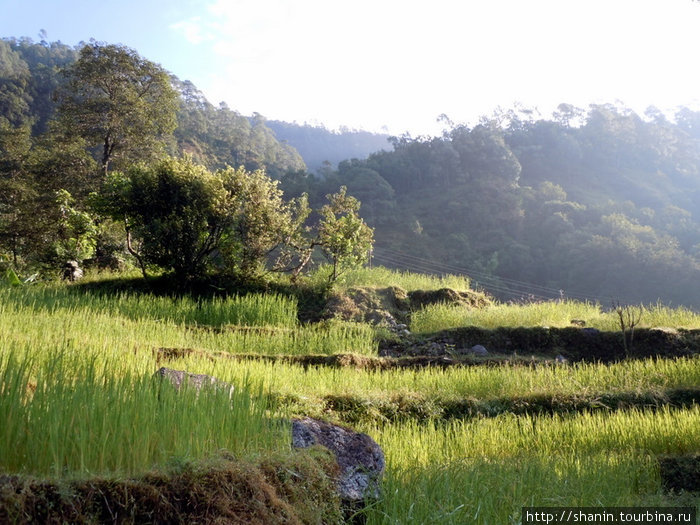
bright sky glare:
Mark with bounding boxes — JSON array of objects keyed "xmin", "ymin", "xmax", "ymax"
[{"xmin": 2, "ymin": 0, "xmax": 700, "ymax": 136}]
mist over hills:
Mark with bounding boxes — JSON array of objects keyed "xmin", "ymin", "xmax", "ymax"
[
  {"xmin": 2, "ymin": 37, "xmax": 699, "ymax": 307},
  {"xmin": 278, "ymin": 106, "xmax": 700, "ymax": 307}
]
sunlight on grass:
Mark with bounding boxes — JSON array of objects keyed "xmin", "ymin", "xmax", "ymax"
[{"xmin": 411, "ymin": 300, "xmax": 700, "ymax": 333}]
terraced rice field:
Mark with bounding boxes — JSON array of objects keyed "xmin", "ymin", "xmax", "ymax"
[{"xmin": 0, "ymin": 276, "xmax": 698, "ymax": 523}]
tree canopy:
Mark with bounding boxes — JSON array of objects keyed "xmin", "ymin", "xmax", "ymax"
[{"xmin": 56, "ymin": 42, "xmax": 178, "ymax": 175}]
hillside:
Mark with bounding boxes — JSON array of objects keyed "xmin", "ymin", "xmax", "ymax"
[
  {"xmin": 1, "ymin": 268, "xmax": 699, "ymax": 523},
  {"xmin": 2, "ymin": 36, "xmax": 700, "ymax": 308},
  {"xmin": 0, "ymin": 37, "xmax": 305, "ymax": 178},
  {"xmin": 288, "ymin": 109, "xmax": 700, "ymax": 308},
  {"xmin": 266, "ymin": 120, "xmax": 391, "ymax": 173}
]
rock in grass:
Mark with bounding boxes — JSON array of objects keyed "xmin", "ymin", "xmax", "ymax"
[
  {"xmin": 62, "ymin": 260, "xmax": 83, "ymax": 282},
  {"xmin": 470, "ymin": 344, "xmax": 488, "ymax": 356},
  {"xmin": 291, "ymin": 416, "xmax": 385, "ymax": 503},
  {"xmin": 154, "ymin": 367, "xmax": 234, "ymax": 396}
]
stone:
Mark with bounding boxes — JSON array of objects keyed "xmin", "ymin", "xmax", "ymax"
[
  {"xmin": 581, "ymin": 327, "xmax": 600, "ymax": 337},
  {"xmin": 154, "ymin": 367, "xmax": 234, "ymax": 396},
  {"xmin": 555, "ymin": 354, "xmax": 569, "ymax": 364},
  {"xmin": 62, "ymin": 260, "xmax": 83, "ymax": 282},
  {"xmin": 470, "ymin": 344, "xmax": 488, "ymax": 356},
  {"xmin": 291, "ymin": 416, "xmax": 385, "ymax": 503}
]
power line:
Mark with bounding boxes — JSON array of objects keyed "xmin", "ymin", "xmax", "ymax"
[
  {"xmin": 372, "ymin": 247, "xmax": 609, "ymax": 303},
  {"xmin": 377, "ymin": 247, "xmax": 581, "ymax": 297},
  {"xmin": 371, "ymin": 252, "xmax": 552, "ymax": 302}
]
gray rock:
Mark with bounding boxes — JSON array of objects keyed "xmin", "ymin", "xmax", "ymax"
[
  {"xmin": 62, "ymin": 260, "xmax": 83, "ymax": 282},
  {"xmin": 400, "ymin": 329, "xmax": 411, "ymax": 337},
  {"xmin": 582, "ymin": 327, "xmax": 600, "ymax": 337},
  {"xmin": 555, "ymin": 354, "xmax": 569, "ymax": 364},
  {"xmin": 292, "ymin": 416, "xmax": 385, "ymax": 502},
  {"xmin": 154, "ymin": 367, "xmax": 234, "ymax": 397},
  {"xmin": 395, "ymin": 324, "xmax": 408, "ymax": 330},
  {"xmin": 470, "ymin": 344, "xmax": 488, "ymax": 356}
]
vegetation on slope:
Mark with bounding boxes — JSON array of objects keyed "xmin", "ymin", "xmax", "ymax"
[{"xmin": 0, "ymin": 267, "xmax": 698, "ymax": 523}]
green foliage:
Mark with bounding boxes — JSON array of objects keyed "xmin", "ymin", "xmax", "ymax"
[
  {"xmin": 220, "ymin": 166, "xmax": 310, "ymax": 278},
  {"xmin": 306, "ymin": 265, "xmax": 472, "ymax": 292},
  {"xmin": 0, "ymin": 351, "xmax": 282, "ymax": 477},
  {"xmin": 56, "ymin": 41, "xmax": 178, "ymax": 174},
  {"xmin": 98, "ymin": 157, "xmax": 317, "ymax": 282},
  {"xmin": 0, "ymin": 120, "xmax": 36, "ymax": 266},
  {"xmin": 366, "ymin": 421, "xmax": 696, "ymax": 524},
  {"xmin": 411, "ymin": 300, "xmax": 700, "ymax": 333},
  {"xmin": 318, "ymin": 186, "xmax": 374, "ymax": 282},
  {"xmin": 0, "ymin": 40, "xmax": 31, "ymax": 127},
  {"xmin": 173, "ymin": 80, "xmax": 306, "ymax": 177},
  {"xmin": 2, "ymin": 267, "xmax": 21, "ymax": 286},
  {"xmin": 100, "ymin": 157, "xmax": 235, "ymax": 280},
  {"xmin": 53, "ymin": 189, "xmax": 97, "ymax": 263},
  {"xmin": 0, "ymin": 278, "xmax": 698, "ymax": 522}
]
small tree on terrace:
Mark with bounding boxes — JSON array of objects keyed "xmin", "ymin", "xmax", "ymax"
[
  {"xmin": 220, "ymin": 166, "xmax": 311, "ymax": 279},
  {"xmin": 318, "ymin": 186, "xmax": 374, "ymax": 282}
]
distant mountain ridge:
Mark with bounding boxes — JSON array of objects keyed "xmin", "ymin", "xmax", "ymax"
[{"xmin": 266, "ymin": 120, "xmax": 391, "ymax": 174}]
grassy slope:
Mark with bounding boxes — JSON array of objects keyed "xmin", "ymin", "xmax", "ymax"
[{"xmin": 0, "ymin": 267, "xmax": 698, "ymax": 523}]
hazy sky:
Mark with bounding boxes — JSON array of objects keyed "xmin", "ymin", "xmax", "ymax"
[{"xmin": 2, "ymin": 0, "xmax": 700, "ymax": 135}]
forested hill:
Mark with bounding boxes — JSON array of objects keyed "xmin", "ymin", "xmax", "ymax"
[
  {"xmin": 265, "ymin": 120, "xmax": 391, "ymax": 173},
  {"xmin": 282, "ymin": 106, "xmax": 700, "ymax": 308},
  {"xmin": 0, "ymin": 37, "xmax": 305, "ymax": 178},
  {"xmin": 2, "ymin": 37, "xmax": 700, "ymax": 307}
]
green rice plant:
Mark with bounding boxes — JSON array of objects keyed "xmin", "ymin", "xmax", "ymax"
[
  {"xmin": 411, "ymin": 300, "xmax": 700, "ymax": 333},
  {"xmin": 0, "ymin": 289, "xmax": 376, "ymax": 364},
  {"xmin": 365, "ymin": 407, "xmax": 700, "ymax": 466},
  {"xmin": 305, "ymin": 265, "xmax": 472, "ymax": 292},
  {"xmin": 165, "ymin": 353, "xmax": 700, "ymax": 408},
  {"xmin": 0, "ymin": 351, "xmax": 286, "ymax": 478},
  {"xmin": 368, "ymin": 454, "xmax": 669, "ymax": 525},
  {"xmin": 2, "ymin": 290, "xmax": 696, "ymax": 400},
  {"xmin": 411, "ymin": 300, "xmax": 603, "ymax": 332},
  {"xmin": 0, "ymin": 286, "xmax": 299, "ymax": 328},
  {"xmin": 362, "ymin": 408, "xmax": 700, "ymax": 524}
]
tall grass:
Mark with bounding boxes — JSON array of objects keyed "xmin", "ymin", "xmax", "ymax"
[
  {"xmin": 0, "ymin": 351, "xmax": 285, "ymax": 478},
  {"xmin": 171, "ymin": 353, "xmax": 700, "ymax": 405},
  {"xmin": 0, "ymin": 292, "xmax": 377, "ymax": 361},
  {"xmin": 367, "ymin": 407, "xmax": 700, "ymax": 465},
  {"xmin": 371, "ymin": 455, "xmax": 671, "ymax": 524},
  {"xmin": 2, "ymin": 280, "xmax": 698, "ymax": 524},
  {"xmin": 411, "ymin": 300, "xmax": 700, "ymax": 333},
  {"xmin": 0, "ymin": 286, "xmax": 299, "ymax": 328},
  {"xmin": 363, "ymin": 408, "xmax": 700, "ymax": 524},
  {"xmin": 305, "ymin": 265, "xmax": 472, "ymax": 292}
]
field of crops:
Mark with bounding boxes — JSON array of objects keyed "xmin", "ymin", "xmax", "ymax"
[{"xmin": 0, "ymin": 269, "xmax": 698, "ymax": 523}]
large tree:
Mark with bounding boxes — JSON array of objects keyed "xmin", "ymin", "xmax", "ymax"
[{"xmin": 57, "ymin": 41, "xmax": 177, "ymax": 175}]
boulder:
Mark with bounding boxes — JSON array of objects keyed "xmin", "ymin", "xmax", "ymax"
[
  {"xmin": 291, "ymin": 416, "xmax": 385, "ymax": 503},
  {"xmin": 154, "ymin": 367, "xmax": 234, "ymax": 396},
  {"xmin": 470, "ymin": 344, "xmax": 489, "ymax": 356},
  {"xmin": 581, "ymin": 327, "xmax": 601, "ymax": 338},
  {"xmin": 62, "ymin": 260, "xmax": 83, "ymax": 282}
]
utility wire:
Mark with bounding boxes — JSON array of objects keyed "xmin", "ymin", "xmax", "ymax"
[
  {"xmin": 371, "ymin": 252, "xmax": 552, "ymax": 302},
  {"xmin": 377, "ymin": 247, "xmax": 589, "ymax": 298},
  {"xmin": 373, "ymin": 250, "xmax": 599, "ymax": 303},
  {"xmin": 372, "ymin": 247, "xmax": 609, "ymax": 303}
]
